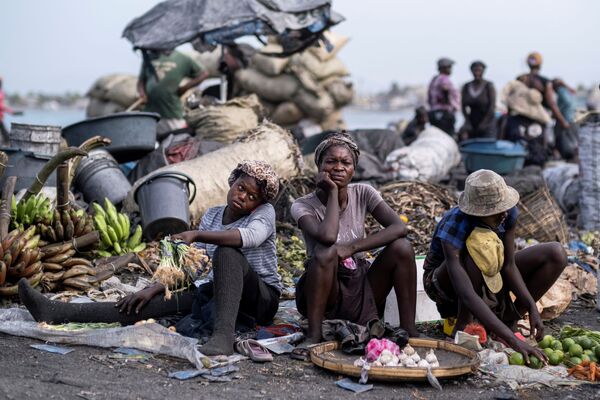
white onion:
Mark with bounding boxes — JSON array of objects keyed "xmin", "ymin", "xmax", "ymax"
[{"xmin": 417, "ymin": 359, "xmax": 430, "ymax": 368}]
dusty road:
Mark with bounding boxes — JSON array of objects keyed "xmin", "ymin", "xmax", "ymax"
[{"xmin": 1, "ymin": 300, "xmax": 600, "ymax": 400}]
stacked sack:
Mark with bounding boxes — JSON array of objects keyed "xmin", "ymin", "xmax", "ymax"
[
  {"xmin": 86, "ymin": 74, "xmax": 138, "ymax": 118},
  {"xmin": 234, "ymin": 31, "xmax": 354, "ymax": 130}
]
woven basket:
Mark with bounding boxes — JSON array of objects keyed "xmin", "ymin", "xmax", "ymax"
[{"xmin": 515, "ymin": 184, "xmax": 568, "ymax": 244}]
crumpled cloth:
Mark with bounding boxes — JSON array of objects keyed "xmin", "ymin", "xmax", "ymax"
[{"xmin": 365, "ymin": 338, "xmax": 400, "ymax": 362}]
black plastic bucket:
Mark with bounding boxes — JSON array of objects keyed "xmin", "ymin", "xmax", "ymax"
[
  {"xmin": 134, "ymin": 171, "xmax": 196, "ymax": 240},
  {"xmin": 62, "ymin": 112, "xmax": 160, "ymax": 163},
  {"xmin": 0, "ymin": 148, "xmax": 55, "ymax": 192},
  {"xmin": 74, "ymin": 149, "xmax": 132, "ymax": 206}
]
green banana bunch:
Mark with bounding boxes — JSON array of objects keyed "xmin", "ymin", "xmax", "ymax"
[
  {"xmin": 11, "ymin": 194, "xmax": 53, "ymax": 230},
  {"xmin": 92, "ymin": 198, "xmax": 146, "ymax": 257}
]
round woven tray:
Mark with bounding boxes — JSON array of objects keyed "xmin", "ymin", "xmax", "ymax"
[{"xmin": 310, "ymin": 338, "xmax": 480, "ymax": 382}]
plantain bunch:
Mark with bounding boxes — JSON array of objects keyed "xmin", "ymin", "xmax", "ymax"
[
  {"xmin": 37, "ymin": 207, "xmax": 95, "ymax": 243},
  {"xmin": 39, "ymin": 242, "xmax": 111, "ymax": 293},
  {"xmin": 0, "ymin": 226, "xmax": 43, "ymax": 296},
  {"xmin": 92, "ymin": 198, "xmax": 145, "ymax": 257}
]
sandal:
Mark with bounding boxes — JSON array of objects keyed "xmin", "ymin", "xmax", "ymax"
[
  {"xmin": 290, "ymin": 347, "xmax": 311, "ymax": 362},
  {"xmin": 234, "ymin": 339, "xmax": 273, "ymax": 363}
]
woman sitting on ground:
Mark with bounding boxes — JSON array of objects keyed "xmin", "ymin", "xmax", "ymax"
[
  {"xmin": 291, "ymin": 132, "xmax": 419, "ymax": 347},
  {"xmin": 20, "ymin": 160, "xmax": 282, "ymax": 356},
  {"xmin": 423, "ymin": 169, "xmax": 567, "ymax": 363}
]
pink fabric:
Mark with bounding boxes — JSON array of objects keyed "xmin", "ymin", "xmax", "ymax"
[
  {"xmin": 427, "ymin": 74, "xmax": 460, "ymax": 112},
  {"xmin": 365, "ymin": 338, "xmax": 400, "ymax": 362},
  {"xmin": 0, "ymin": 90, "xmax": 14, "ymax": 120}
]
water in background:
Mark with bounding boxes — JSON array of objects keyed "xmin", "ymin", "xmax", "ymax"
[{"xmin": 4, "ymin": 107, "xmax": 415, "ymax": 132}]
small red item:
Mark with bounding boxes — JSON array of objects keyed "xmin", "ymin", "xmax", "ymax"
[
  {"xmin": 514, "ymin": 332, "xmax": 526, "ymax": 342},
  {"xmin": 464, "ymin": 323, "xmax": 487, "ymax": 344}
]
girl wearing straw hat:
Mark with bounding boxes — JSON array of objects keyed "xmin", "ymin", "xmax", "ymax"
[{"xmin": 423, "ymin": 169, "xmax": 567, "ymax": 364}]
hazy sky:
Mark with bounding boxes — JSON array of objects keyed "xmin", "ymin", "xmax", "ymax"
[{"xmin": 1, "ymin": 0, "xmax": 598, "ymax": 94}]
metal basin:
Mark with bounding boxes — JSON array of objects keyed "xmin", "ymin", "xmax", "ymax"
[{"xmin": 62, "ymin": 112, "xmax": 160, "ymax": 163}]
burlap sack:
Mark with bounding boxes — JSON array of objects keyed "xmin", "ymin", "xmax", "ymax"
[
  {"xmin": 234, "ymin": 68, "xmax": 299, "ymax": 102},
  {"xmin": 293, "ymin": 88, "xmax": 335, "ymax": 122},
  {"xmin": 252, "ymin": 44, "xmax": 289, "ymax": 76},
  {"xmin": 85, "ymin": 98, "xmax": 125, "ymax": 118},
  {"xmin": 185, "ymin": 94, "xmax": 263, "ymax": 143},
  {"xmin": 322, "ymin": 77, "xmax": 354, "ymax": 107},
  {"xmin": 87, "ymin": 74, "xmax": 138, "ymax": 107},
  {"xmin": 270, "ymin": 102, "xmax": 304, "ymax": 126},
  {"xmin": 124, "ymin": 122, "xmax": 303, "ymax": 222},
  {"xmin": 289, "ymin": 52, "xmax": 350, "ymax": 81},
  {"xmin": 308, "ymin": 31, "xmax": 350, "ymax": 62}
]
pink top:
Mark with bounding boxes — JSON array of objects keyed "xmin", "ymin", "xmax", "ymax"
[
  {"xmin": 427, "ymin": 74, "xmax": 460, "ymax": 112},
  {"xmin": 0, "ymin": 90, "xmax": 14, "ymax": 120}
]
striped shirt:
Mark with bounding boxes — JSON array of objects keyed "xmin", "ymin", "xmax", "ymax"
[{"xmin": 194, "ymin": 203, "xmax": 282, "ymax": 292}]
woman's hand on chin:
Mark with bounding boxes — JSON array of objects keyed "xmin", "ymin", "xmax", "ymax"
[{"xmin": 316, "ymin": 172, "xmax": 338, "ymax": 193}]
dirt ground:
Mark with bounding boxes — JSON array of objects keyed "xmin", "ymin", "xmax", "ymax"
[{"xmin": 2, "ymin": 300, "xmax": 600, "ymax": 400}]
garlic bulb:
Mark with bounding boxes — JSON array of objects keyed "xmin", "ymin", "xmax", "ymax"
[
  {"xmin": 417, "ymin": 359, "xmax": 430, "ymax": 368},
  {"xmin": 386, "ymin": 359, "xmax": 399, "ymax": 367},
  {"xmin": 403, "ymin": 358, "xmax": 417, "ymax": 367},
  {"xmin": 398, "ymin": 352, "xmax": 408, "ymax": 362},
  {"xmin": 425, "ymin": 349, "xmax": 438, "ymax": 364},
  {"xmin": 372, "ymin": 360, "xmax": 383, "ymax": 367},
  {"xmin": 411, "ymin": 353, "xmax": 421, "ymax": 362},
  {"xmin": 378, "ymin": 349, "xmax": 394, "ymax": 365},
  {"xmin": 431, "ymin": 361, "xmax": 440, "ymax": 368},
  {"xmin": 353, "ymin": 357, "xmax": 366, "ymax": 367},
  {"xmin": 390, "ymin": 354, "xmax": 400, "ymax": 365},
  {"xmin": 403, "ymin": 344, "xmax": 415, "ymax": 356}
]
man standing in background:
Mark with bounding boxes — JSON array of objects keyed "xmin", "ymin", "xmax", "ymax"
[
  {"xmin": 138, "ymin": 50, "xmax": 209, "ymax": 137},
  {"xmin": 427, "ymin": 58, "xmax": 461, "ymax": 137}
]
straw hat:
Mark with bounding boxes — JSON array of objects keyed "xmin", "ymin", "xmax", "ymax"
[
  {"xmin": 466, "ymin": 227, "xmax": 505, "ymax": 294},
  {"xmin": 501, "ymin": 80, "xmax": 551, "ymax": 125},
  {"xmin": 459, "ymin": 169, "xmax": 520, "ymax": 217}
]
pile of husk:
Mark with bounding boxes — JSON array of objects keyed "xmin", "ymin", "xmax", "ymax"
[
  {"xmin": 276, "ymin": 223, "xmax": 306, "ymax": 291},
  {"xmin": 365, "ymin": 181, "xmax": 458, "ymax": 255},
  {"xmin": 274, "ymin": 172, "xmax": 317, "ymax": 223}
]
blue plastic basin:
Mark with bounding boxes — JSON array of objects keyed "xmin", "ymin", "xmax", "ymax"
[{"xmin": 460, "ymin": 139, "xmax": 527, "ymax": 175}]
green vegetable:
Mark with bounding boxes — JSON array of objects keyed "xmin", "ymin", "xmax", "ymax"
[
  {"xmin": 568, "ymin": 356, "xmax": 582, "ymax": 366},
  {"xmin": 543, "ymin": 348, "xmax": 554, "ymax": 358},
  {"xmin": 538, "ymin": 335, "xmax": 553, "ymax": 349},
  {"xmin": 562, "ymin": 338, "xmax": 576, "ymax": 351},
  {"xmin": 569, "ymin": 343, "xmax": 584, "ymax": 357},
  {"xmin": 548, "ymin": 352, "xmax": 562, "ymax": 366},
  {"xmin": 551, "ymin": 340, "xmax": 563, "ymax": 351},
  {"xmin": 509, "ymin": 352, "xmax": 525, "ymax": 366},
  {"xmin": 528, "ymin": 356, "xmax": 543, "ymax": 369}
]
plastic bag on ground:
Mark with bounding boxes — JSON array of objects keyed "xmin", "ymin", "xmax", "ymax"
[{"xmin": 0, "ymin": 308, "xmax": 209, "ymax": 369}]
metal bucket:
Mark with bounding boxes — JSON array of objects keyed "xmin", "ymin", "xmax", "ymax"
[
  {"xmin": 73, "ymin": 149, "xmax": 132, "ymax": 206},
  {"xmin": 0, "ymin": 148, "xmax": 55, "ymax": 192},
  {"xmin": 9, "ymin": 123, "xmax": 62, "ymax": 156},
  {"xmin": 134, "ymin": 172, "xmax": 196, "ymax": 240}
]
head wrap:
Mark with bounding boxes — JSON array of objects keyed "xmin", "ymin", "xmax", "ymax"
[
  {"xmin": 314, "ymin": 132, "xmax": 360, "ymax": 167},
  {"xmin": 228, "ymin": 160, "xmax": 279, "ymax": 201}
]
